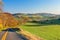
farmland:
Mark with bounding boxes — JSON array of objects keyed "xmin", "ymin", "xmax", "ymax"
[
  {"xmin": 14, "ymin": 13, "xmax": 60, "ymax": 40},
  {"xmin": 21, "ymin": 22, "xmax": 60, "ymax": 40}
]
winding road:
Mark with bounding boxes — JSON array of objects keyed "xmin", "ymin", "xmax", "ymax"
[{"xmin": 0, "ymin": 28, "xmax": 28, "ymax": 40}]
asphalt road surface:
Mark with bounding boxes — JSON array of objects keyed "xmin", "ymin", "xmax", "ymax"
[
  {"xmin": 0, "ymin": 31, "xmax": 6, "ymax": 39},
  {"xmin": 0, "ymin": 28, "xmax": 28, "ymax": 40},
  {"xmin": 6, "ymin": 32, "xmax": 28, "ymax": 40}
]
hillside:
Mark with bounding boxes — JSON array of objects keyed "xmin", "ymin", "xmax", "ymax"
[
  {"xmin": 13, "ymin": 13, "xmax": 56, "ymax": 17},
  {"xmin": 13, "ymin": 13, "xmax": 60, "ymax": 20}
]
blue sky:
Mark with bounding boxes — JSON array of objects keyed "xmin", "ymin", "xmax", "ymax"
[{"xmin": 3, "ymin": 0, "xmax": 60, "ymax": 14}]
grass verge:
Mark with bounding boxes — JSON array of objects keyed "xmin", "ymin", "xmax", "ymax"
[{"xmin": 20, "ymin": 23, "xmax": 60, "ymax": 40}]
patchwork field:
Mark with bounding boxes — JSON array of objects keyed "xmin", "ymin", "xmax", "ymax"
[{"xmin": 21, "ymin": 23, "xmax": 60, "ymax": 40}]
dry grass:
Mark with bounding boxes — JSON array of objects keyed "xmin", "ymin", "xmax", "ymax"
[{"xmin": 20, "ymin": 29, "xmax": 43, "ymax": 40}]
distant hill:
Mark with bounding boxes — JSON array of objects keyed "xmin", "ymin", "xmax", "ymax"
[
  {"xmin": 35, "ymin": 13, "xmax": 56, "ymax": 17},
  {"xmin": 13, "ymin": 13, "xmax": 56, "ymax": 17},
  {"xmin": 13, "ymin": 13, "xmax": 60, "ymax": 20}
]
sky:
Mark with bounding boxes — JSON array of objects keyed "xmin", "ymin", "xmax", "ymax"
[{"xmin": 3, "ymin": 0, "xmax": 60, "ymax": 14}]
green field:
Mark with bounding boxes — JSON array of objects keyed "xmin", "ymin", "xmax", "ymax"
[{"xmin": 21, "ymin": 23, "xmax": 60, "ymax": 40}]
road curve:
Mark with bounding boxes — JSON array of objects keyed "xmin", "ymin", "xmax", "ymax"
[
  {"xmin": 0, "ymin": 28, "xmax": 28, "ymax": 40},
  {"xmin": 6, "ymin": 32, "xmax": 28, "ymax": 40}
]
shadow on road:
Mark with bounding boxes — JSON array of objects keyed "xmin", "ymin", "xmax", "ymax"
[
  {"xmin": 2, "ymin": 28, "xmax": 28, "ymax": 40},
  {"xmin": 2, "ymin": 28, "xmax": 21, "ymax": 32}
]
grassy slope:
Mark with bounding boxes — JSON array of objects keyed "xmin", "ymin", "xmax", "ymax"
[{"xmin": 21, "ymin": 23, "xmax": 60, "ymax": 40}]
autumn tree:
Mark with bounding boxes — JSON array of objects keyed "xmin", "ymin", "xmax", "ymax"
[
  {"xmin": 0, "ymin": 12, "xmax": 19, "ymax": 29},
  {"xmin": 18, "ymin": 15, "xmax": 30, "ymax": 25}
]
